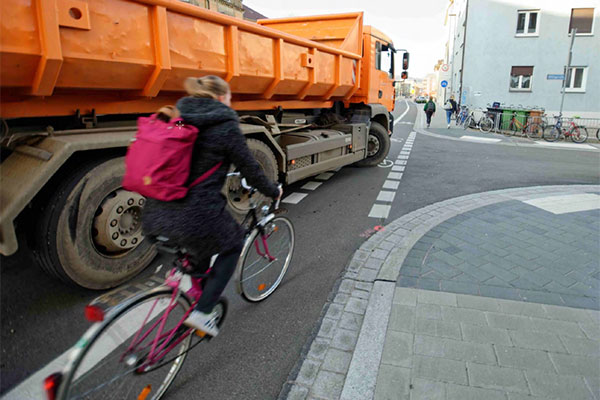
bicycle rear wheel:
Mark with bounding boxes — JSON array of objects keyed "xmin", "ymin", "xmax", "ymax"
[
  {"xmin": 571, "ymin": 126, "xmax": 588, "ymax": 143},
  {"xmin": 479, "ymin": 117, "xmax": 493, "ymax": 133},
  {"xmin": 463, "ymin": 116, "xmax": 472, "ymax": 130},
  {"xmin": 60, "ymin": 289, "xmax": 194, "ymax": 400},
  {"xmin": 237, "ymin": 216, "xmax": 294, "ymax": 302}
]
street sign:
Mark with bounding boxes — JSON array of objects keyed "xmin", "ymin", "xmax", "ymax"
[
  {"xmin": 547, "ymin": 74, "xmax": 565, "ymax": 80},
  {"xmin": 441, "ymin": 64, "xmax": 449, "ymax": 72},
  {"xmin": 440, "ymin": 80, "xmax": 448, "ymax": 88}
]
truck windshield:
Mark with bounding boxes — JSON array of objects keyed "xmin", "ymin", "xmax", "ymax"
[{"xmin": 376, "ymin": 42, "xmax": 395, "ymax": 79}]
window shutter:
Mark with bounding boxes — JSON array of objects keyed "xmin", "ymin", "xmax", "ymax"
[
  {"xmin": 511, "ymin": 66, "xmax": 533, "ymax": 76},
  {"xmin": 569, "ymin": 8, "xmax": 594, "ymax": 34}
]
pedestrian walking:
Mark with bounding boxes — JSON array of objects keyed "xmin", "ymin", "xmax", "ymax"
[
  {"xmin": 443, "ymin": 98, "xmax": 453, "ymax": 128},
  {"xmin": 424, "ymin": 97, "xmax": 436, "ymax": 128},
  {"xmin": 449, "ymin": 95, "xmax": 458, "ymax": 120}
]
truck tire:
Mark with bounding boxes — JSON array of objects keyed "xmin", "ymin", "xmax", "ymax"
[
  {"xmin": 356, "ymin": 121, "xmax": 390, "ymax": 167},
  {"xmin": 32, "ymin": 156, "xmax": 156, "ymax": 289},
  {"xmin": 225, "ymin": 138, "xmax": 278, "ymax": 220}
]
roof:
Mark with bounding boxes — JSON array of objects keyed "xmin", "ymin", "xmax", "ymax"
[{"xmin": 243, "ymin": 5, "xmax": 267, "ymax": 21}]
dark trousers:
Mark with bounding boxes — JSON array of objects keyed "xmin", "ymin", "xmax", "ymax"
[
  {"xmin": 426, "ymin": 111, "xmax": 434, "ymax": 125},
  {"xmin": 194, "ymin": 244, "xmax": 242, "ymax": 313}
]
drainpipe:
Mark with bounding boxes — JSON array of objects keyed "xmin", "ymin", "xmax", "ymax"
[{"xmin": 458, "ymin": 0, "xmax": 469, "ymax": 106}]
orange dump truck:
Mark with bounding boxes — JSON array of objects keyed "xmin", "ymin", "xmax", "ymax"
[{"xmin": 0, "ymin": 0, "xmax": 408, "ymax": 289}]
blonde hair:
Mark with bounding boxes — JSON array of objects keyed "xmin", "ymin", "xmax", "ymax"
[{"xmin": 184, "ymin": 75, "xmax": 230, "ymax": 99}]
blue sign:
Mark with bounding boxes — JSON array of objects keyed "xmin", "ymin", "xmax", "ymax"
[
  {"xmin": 547, "ymin": 74, "xmax": 565, "ymax": 80},
  {"xmin": 440, "ymin": 80, "xmax": 448, "ymax": 88}
]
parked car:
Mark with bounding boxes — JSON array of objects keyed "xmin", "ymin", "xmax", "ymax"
[{"xmin": 415, "ymin": 96, "xmax": 427, "ymax": 103}]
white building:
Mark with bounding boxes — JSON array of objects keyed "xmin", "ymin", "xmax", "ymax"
[{"xmin": 445, "ymin": 0, "xmax": 599, "ymax": 117}]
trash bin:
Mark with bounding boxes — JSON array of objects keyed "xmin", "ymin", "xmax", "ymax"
[
  {"xmin": 487, "ymin": 107, "xmax": 502, "ymax": 130},
  {"xmin": 529, "ymin": 110, "xmax": 543, "ymax": 126},
  {"xmin": 502, "ymin": 109, "xmax": 515, "ymax": 130}
]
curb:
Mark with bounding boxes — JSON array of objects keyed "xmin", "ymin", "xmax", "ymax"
[{"xmin": 281, "ymin": 184, "xmax": 600, "ymax": 400}]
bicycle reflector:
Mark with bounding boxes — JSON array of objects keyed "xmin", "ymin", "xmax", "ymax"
[
  {"xmin": 84, "ymin": 305, "xmax": 105, "ymax": 322},
  {"xmin": 44, "ymin": 373, "xmax": 62, "ymax": 400}
]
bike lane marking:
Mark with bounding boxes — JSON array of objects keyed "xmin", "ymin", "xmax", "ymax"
[
  {"xmin": 368, "ymin": 131, "xmax": 416, "ymax": 219},
  {"xmin": 459, "ymin": 135, "xmax": 502, "ymax": 143},
  {"xmin": 394, "ymin": 100, "xmax": 410, "ymax": 124}
]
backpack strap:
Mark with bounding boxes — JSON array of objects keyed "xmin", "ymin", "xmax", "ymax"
[{"xmin": 189, "ymin": 162, "xmax": 223, "ymax": 188}]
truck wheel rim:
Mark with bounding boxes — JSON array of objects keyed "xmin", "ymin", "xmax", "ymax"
[
  {"xmin": 93, "ymin": 189, "xmax": 145, "ymax": 254},
  {"xmin": 366, "ymin": 135, "xmax": 381, "ymax": 157}
]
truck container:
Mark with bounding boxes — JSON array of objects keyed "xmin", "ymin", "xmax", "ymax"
[{"xmin": 0, "ymin": 0, "xmax": 407, "ymax": 289}]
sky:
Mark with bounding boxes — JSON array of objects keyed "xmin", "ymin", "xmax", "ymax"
[{"xmin": 243, "ymin": 0, "xmax": 449, "ymax": 79}]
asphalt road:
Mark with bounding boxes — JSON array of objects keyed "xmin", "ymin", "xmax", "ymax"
[{"xmin": 1, "ymin": 100, "xmax": 599, "ymax": 399}]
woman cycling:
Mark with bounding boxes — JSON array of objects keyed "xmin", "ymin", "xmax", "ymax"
[{"xmin": 142, "ymin": 75, "xmax": 282, "ymax": 336}]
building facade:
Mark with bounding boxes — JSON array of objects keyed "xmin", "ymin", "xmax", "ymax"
[
  {"xmin": 180, "ymin": 0, "xmax": 244, "ymax": 18},
  {"xmin": 445, "ymin": 0, "xmax": 599, "ymax": 117}
]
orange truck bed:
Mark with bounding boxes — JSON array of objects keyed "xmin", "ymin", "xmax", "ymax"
[{"xmin": 0, "ymin": 0, "xmax": 377, "ymax": 119}]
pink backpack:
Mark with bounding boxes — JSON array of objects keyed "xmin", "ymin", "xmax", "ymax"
[{"xmin": 123, "ymin": 108, "xmax": 222, "ymax": 201}]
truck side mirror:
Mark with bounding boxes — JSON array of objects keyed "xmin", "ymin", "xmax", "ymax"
[
  {"xmin": 402, "ymin": 53, "xmax": 409, "ymax": 70},
  {"xmin": 401, "ymin": 71, "xmax": 408, "ymax": 80}
]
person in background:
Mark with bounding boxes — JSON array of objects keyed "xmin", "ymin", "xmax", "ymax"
[
  {"xmin": 424, "ymin": 97, "xmax": 436, "ymax": 128},
  {"xmin": 443, "ymin": 97, "xmax": 453, "ymax": 128},
  {"xmin": 449, "ymin": 95, "xmax": 458, "ymax": 121}
]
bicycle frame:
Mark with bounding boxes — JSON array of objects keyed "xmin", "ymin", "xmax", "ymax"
[{"xmin": 121, "ymin": 269, "xmax": 203, "ymax": 371}]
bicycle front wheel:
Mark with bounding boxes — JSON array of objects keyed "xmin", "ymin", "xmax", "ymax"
[
  {"xmin": 527, "ymin": 123, "xmax": 543, "ymax": 139},
  {"xmin": 60, "ymin": 289, "xmax": 193, "ymax": 400},
  {"xmin": 543, "ymin": 126, "xmax": 561, "ymax": 142},
  {"xmin": 571, "ymin": 126, "xmax": 588, "ymax": 143},
  {"xmin": 463, "ymin": 117, "xmax": 472, "ymax": 130},
  {"xmin": 238, "ymin": 216, "xmax": 295, "ymax": 302},
  {"xmin": 479, "ymin": 117, "xmax": 493, "ymax": 133}
]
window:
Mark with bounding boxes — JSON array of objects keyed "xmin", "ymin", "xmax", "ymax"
[
  {"xmin": 510, "ymin": 66, "xmax": 533, "ymax": 91},
  {"xmin": 516, "ymin": 10, "xmax": 539, "ymax": 36},
  {"xmin": 569, "ymin": 8, "xmax": 594, "ymax": 34},
  {"xmin": 375, "ymin": 41, "xmax": 395, "ymax": 79},
  {"xmin": 565, "ymin": 66, "xmax": 588, "ymax": 92}
]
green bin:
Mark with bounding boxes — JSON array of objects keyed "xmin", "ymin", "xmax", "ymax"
[{"xmin": 502, "ymin": 109, "xmax": 528, "ymax": 130}]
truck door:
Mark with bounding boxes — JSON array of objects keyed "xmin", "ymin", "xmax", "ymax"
[{"xmin": 375, "ymin": 41, "xmax": 395, "ymax": 110}]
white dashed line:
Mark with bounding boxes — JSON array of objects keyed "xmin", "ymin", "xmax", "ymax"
[
  {"xmin": 392, "ymin": 165, "xmax": 405, "ymax": 172},
  {"xmin": 282, "ymin": 192, "xmax": 308, "ymax": 204},
  {"xmin": 301, "ymin": 181, "xmax": 323, "ymax": 191},
  {"xmin": 533, "ymin": 142, "xmax": 595, "ymax": 150},
  {"xmin": 382, "ymin": 180, "xmax": 400, "ymax": 190},
  {"xmin": 377, "ymin": 191, "xmax": 396, "ymax": 202},
  {"xmin": 397, "ymin": 155, "xmax": 409, "ymax": 160},
  {"xmin": 395, "ymin": 159, "xmax": 407, "ymax": 165},
  {"xmin": 387, "ymin": 172, "xmax": 403, "ymax": 180},
  {"xmin": 315, "ymin": 172, "xmax": 335, "ymax": 181},
  {"xmin": 368, "ymin": 204, "xmax": 391, "ymax": 218},
  {"xmin": 459, "ymin": 135, "xmax": 502, "ymax": 143}
]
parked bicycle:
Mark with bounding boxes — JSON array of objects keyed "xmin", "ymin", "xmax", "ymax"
[
  {"xmin": 462, "ymin": 108, "xmax": 495, "ymax": 133},
  {"xmin": 455, "ymin": 105, "xmax": 469, "ymax": 127},
  {"xmin": 543, "ymin": 115, "xmax": 588, "ymax": 143},
  {"xmin": 44, "ymin": 173, "xmax": 294, "ymax": 400},
  {"xmin": 504, "ymin": 112, "xmax": 544, "ymax": 139}
]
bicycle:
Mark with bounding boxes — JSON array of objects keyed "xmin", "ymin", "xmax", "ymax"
[
  {"xmin": 462, "ymin": 108, "xmax": 494, "ymax": 133},
  {"xmin": 543, "ymin": 115, "xmax": 588, "ymax": 143},
  {"xmin": 45, "ymin": 174, "xmax": 294, "ymax": 400},
  {"xmin": 504, "ymin": 112, "xmax": 544, "ymax": 139},
  {"xmin": 455, "ymin": 105, "xmax": 469, "ymax": 127}
]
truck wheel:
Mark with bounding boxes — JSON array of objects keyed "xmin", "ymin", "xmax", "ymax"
[
  {"xmin": 32, "ymin": 156, "xmax": 156, "ymax": 289},
  {"xmin": 225, "ymin": 139, "xmax": 278, "ymax": 220},
  {"xmin": 356, "ymin": 122, "xmax": 390, "ymax": 167}
]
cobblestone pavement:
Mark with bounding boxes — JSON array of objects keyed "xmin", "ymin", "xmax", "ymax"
[
  {"xmin": 399, "ymin": 201, "xmax": 600, "ymax": 310},
  {"xmin": 280, "ymin": 185, "xmax": 600, "ymax": 400}
]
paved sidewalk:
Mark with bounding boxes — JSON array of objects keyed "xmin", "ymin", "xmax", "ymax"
[
  {"xmin": 420, "ymin": 105, "xmax": 600, "ymax": 150},
  {"xmin": 281, "ymin": 185, "xmax": 600, "ymax": 400}
]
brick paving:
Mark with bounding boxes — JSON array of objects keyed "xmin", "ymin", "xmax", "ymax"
[{"xmin": 280, "ymin": 185, "xmax": 600, "ymax": 400}]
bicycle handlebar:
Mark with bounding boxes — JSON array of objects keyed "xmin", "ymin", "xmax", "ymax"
[{"xmin": 227, "ymin": 171, "xmax": 283, "ymax": 211}]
